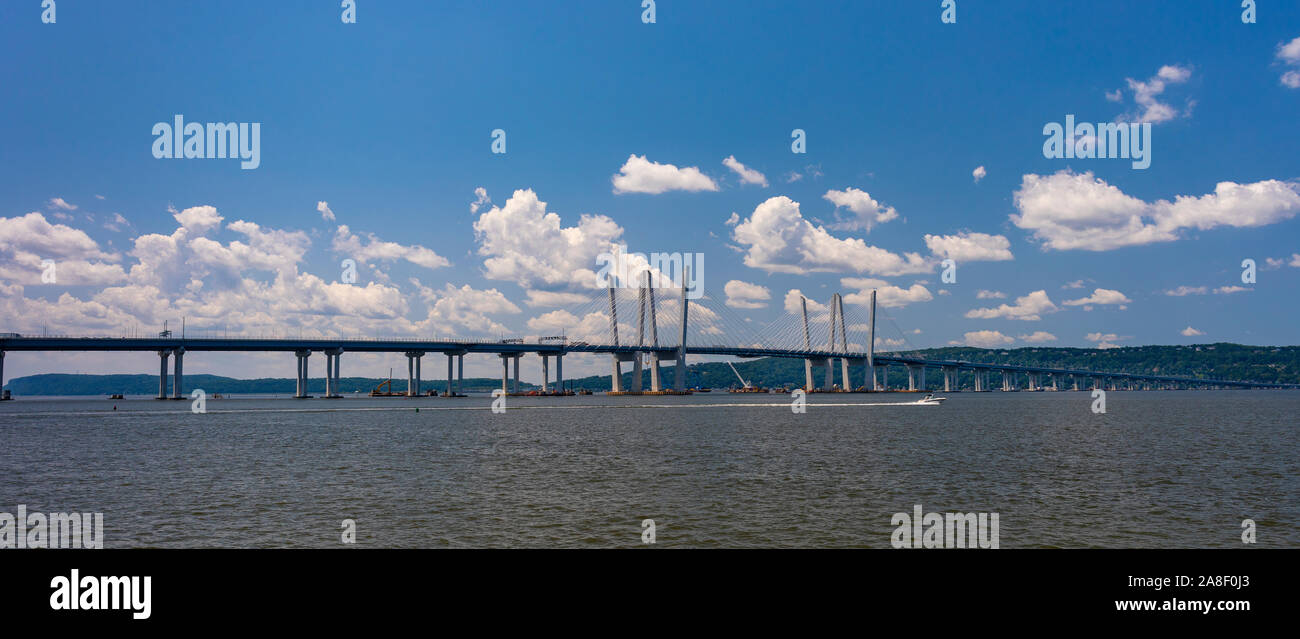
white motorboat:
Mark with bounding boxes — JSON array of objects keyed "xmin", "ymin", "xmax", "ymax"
[{"xmin": 916, "ymin": 394, "xmax": 946, "ymax": 405}]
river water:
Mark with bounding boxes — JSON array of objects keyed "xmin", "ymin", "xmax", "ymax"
[{"xmin": 1, "ymin": 390, "xmax": 1295, "ymax": 548}]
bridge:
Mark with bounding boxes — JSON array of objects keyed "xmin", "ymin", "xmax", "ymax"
[{"xmin": 1, "ymin": 283, "xmax": 1294, "ymax": 398}]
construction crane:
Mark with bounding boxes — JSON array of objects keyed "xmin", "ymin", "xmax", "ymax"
[{"xmin": 726, "ymin": 361, "xmax": 765, "ymax": 392}]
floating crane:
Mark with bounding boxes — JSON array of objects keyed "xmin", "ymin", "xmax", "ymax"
[{"xmin": 726, "ymin": 361, "xmax": 766, "ymax": 393}]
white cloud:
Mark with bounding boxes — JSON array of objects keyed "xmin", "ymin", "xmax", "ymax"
[
  {"xmin": 1214, "ymin": 285, "xmax": 1249, "ymax": 294},
  {"xmin": 472, "ymin": 188, "xmax": 624, "ymax": 291},
  {"xmin": 923, "ymin": 231, "xmax": 1014, "ymax": 262},
  {"xmin": 1181, "ymin": 326, "xmax": 1205, "ymax": 336},
  {"xmin": 724, "ymin": 212, "xmax": 740, "ymax": 226},
  {"xmin": 841, "ymin": 277, "xmax": 933, "ymax": 308},
  {"xmin": 317, "ymin": 201, "xmax": 335, "ymax": 222},
  {"xmin": 1062, "ymin": 288, "xmax": 1131, "ymax": 307},
  {"xmin": 524, "ymin": 290, "xmax": 589, "ymax": 308},
  {"xmin": 1277, "ymin": 37, "xmax": 1300, "ymax": 88},
  {"xmin": 424, "ymin": 283, "xmax": 520, "ymax": 335},
  {"xmin": 611, "ymin": 155, "xmax": 719, "ymax": 194},
  {"xmin": 976, "ymin": 290, "xmax": 1006, "ymax": 299},
  {"xmin": 965, "ymin": 290, "xmax": 1057, "ymax": 321},
  {"xmin": 731, "ymin": 196, "xmax": 930, "ymax": 275},
  {"xmin": 1011, "ymin": 170, "xmax": 1300, "ymax": 251},
  {"xmin": 722, "ymin": 156, "xmax": 768, "ymax": 187},
  {"xmin": 724, "ymin": 279, "xmax": 771, "ymax": 309},
  {"xmin": 1085, "ymin": 332, "xmax": 1126, "ymax": 349},
  {"xmin": 470, "ymin": 187, "xmax": 491, "ymax": 214},
  {"xmin": 1061, "ymin": 279, "xmax": 1087, "ymax": 289},
  {"xmin": 0, "ymin": 212, "xmax": 126, "ymax": 285},
  {"xmin": 47, "ymin": 197, "xmax": 78, "ymax": 211},
  {"xmin": 103, "ymin": 213, "xmax": 129, "ymax": 232},
  {"xmin": 1114, "ymin": 64, "xmax": 1193, "ymax": 123},
  {"xmin": 332, "ymin": 225, "xmax": 450, "ymax": 270},
  {"xmin": 960, "ymin": 330, "xmax": 1015, "ymax": 348},
  {"xmin": 1018, "ymin": 331, "xmax": 1057, "ymax": 343},
  {"xmin": 783, "ymin": 289, "xmax": 827, "ymax": 314},
  {"xmin": 972, "ymin": 166, "xmax": 987, "ymax": 183},
  {"xmin": 1165, "ymin": 285, "xmax": 1208, "ymax": 296},
  {"xmin": 822, "ymin": 187, "xmax": 898, "ymax": 231}
]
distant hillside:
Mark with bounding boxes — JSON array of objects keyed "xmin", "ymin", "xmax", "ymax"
[
  {"xmin": 565, "ymin": 343, "xmax": 1300, "ymax": 390},
  {"xmin": 2, "ymin": 374, "xmax": 530, "ymax": 396},
  {"xmin": 5, "ymin": 343, "xmax": 1296, "ymax": 395}
]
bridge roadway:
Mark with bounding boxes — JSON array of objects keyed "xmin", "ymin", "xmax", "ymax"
[{"xmin": 1, "ymin": 335, "xmax": 1293, "ymax": 400}]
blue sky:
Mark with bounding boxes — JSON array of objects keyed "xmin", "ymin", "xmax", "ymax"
[{"xmin": 1, "ymin": 0, "xmax": 1299, "ymax": 379}]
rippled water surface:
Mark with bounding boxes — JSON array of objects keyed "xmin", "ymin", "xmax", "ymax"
[{"xmin": 1, "ymin": 390, "xmax": 1296, "ymax": 548}]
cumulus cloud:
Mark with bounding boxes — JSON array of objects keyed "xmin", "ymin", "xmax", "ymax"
[
  {"xmin": 612, "ymin": 155, "xmax": 719, "ymax": 194},
  {"xmin": 524, "ymin": 289, "xmax": 590, "ymax": 308},
  {"xmin": 959, "ymin": 330, "xmax": 1015, "ymax": 348},
  {"xmin": 424, "ymin": 283, "xmax": 520, "ymax": 335},
  {"xmin": 1165, "ymin": 285, "xmax": 1208, "ymax": 296},
  {"xmin": 317, "ymin": 201, "xmax": 335, "ymax": 222},
  {"xmin": 1062, "ymin": 288, "xmax": 1131, "ymax": 307},
  {"xmin": 822, "ymin": 188, "xmax": 898, "ymax": 231},
  {"xmin": 724, "ymin": 279, "xmax": 771, "ymax": 309},
  {"xmin": 1214, "ymin": 285, "xmax": 1248, "ymax": 294},
  {"xmin": 1181, "ymin": 326, "xmax": 1205, "ymax": 336},
  {"xmin": 924, "ymin": 231, "xmax": 1014, "ymax": 262},
  {"xmin": 972, "ymin": 166, "xmax": 987, "ymax": 183},
  {"xmin": 332, "ymin": 225, "xmax": 450, "ymax": 270},
  {"xmin": 1085, "ymin": 332, "xmax": 1126, "ymax": 349},
  {"xmin": 722, "ymin": 156, "xmax": 768, "ymax": 187},
  {"xmin": 473, "ymin": 188, "xmax": 625, "ymax": 293},
  {"xmin": 731, "ymin": 196, "xmax": 930, "ymax": 275},
  {"xmin": 1011, "ymin": 170, "xmax": 1300, "ymax": 251},
  {"xmin": 1018, "ymin": 331, "xmax": 1057, "ymax": 343},
  {"xmin": 965, "ymin": 290, "xmax": 1057, "ymax": 321},
  {"xmin": 1277, "ymin": 36, "xmax": 1300, "ymax": 88},
  {"xmin": 1112, "ymin": 64, "xmax": 1194, "ymax": 123},
  {"xmin": 976, "ymin": 290, "xmax": 1006, "ymax": 299},
  {"xmin": 0, "ymin": 212, "xmax": 126, "ymax": 285},
  {"xmin": 783, "ymin": 289, "xmax": 827, "ymax": 314},
  {"xmin": 841, "ymin": 277, "xmax": 933, "ymax": 308}
]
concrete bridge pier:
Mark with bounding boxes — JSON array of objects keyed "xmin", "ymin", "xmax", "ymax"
[
  {"xmin": 171, "ymin": 347, "xmax": 185, "ymax": 399},
  {"xmin": 907, "ymin": 364, "xmax": 925, "ymax": 391},
  {"xmin": 650, "ymin": 352, "xmax": 664, "ymax": 392},
  {"xmin": 1001, "ymin": 369, "xmax": 1013, "ymax": 391},
  {"xmin": 632, "ymin": 354, "xmax": 644, "ymax": 393},
  {"xmin": 294, "ymin": 350, "xmax": 312, "ymax": 398},
  {"xmin": 1026, "ymin": 372, "xmax": 1039, "ymax": 391},
  {"xmin": 405, "ymin": 351, "xmax": 423, "ymax": 396},
  {"xmin": 942, "ymin": 366, "xmax": 958, "ymax": 392},
  {"xmin": 458, "ymin": 354, "xmax": 465, "ymax": 395},
  {"xmin": 540, "ymin": 354, "xmax": 550, "ymax": 392},
  {"xmin": 512, "ymin": 354, "xmax": 521, "ymax": 394},
  {"xmin": 445, "ymin": 352, "xmax": 455, "ymax": 396},
  {"xmin": 500, "ymin": 354, "xmax": 511, "ymax": 394},
  {"xmin": 972, "ymin": 369, "xmax": 983, "ymax": 392},
  {"xmin": 610, "ymin": 353, "xmax": 637, "ymax": 393},
  {"xmin": 157, "ymin": 349, "xmax": 171, "ymax": 399},
  {"xmin": 555, "ymin": 354, "xmax": 563, "ymax": 392},
  {"xmin": 611, "ymin": 354, "xmax": 623, "ymax": 393},
  {"xmin": 323, "ymin": 348, "xmax": 342, "ymax": 398}
]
